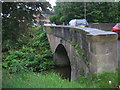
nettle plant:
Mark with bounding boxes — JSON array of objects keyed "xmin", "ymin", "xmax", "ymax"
[
  {"xmin": 2, "ymin": 46, "xmax": 54, "ymax": 73},
  {"xmin": 2, "ymin": 26, "xmax": 54, "ymax": 73}
]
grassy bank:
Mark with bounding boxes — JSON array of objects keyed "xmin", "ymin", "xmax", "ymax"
[{"xmin": 2, "ymin": 70, "xmax": 119, "ymax": 88}]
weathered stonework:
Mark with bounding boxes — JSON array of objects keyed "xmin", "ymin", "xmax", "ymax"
[{"xmin": 43, "ymin": 25, "xmax": 118, "ymax": 81}]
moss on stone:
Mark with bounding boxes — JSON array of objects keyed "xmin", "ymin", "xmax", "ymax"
[
  {"xmin": 67, "ymin": 40, "xmax": 89, "ymax": 65},
  {"xmin": 46, "ymin": 27, "xmax": 52, "ymax": 33}
]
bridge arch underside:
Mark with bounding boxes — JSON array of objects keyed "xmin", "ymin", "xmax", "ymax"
[
  {"xmin": 54, "ymin": 44, "xmax": 71, "ymax": 81},
  {"xmin": 47, "ymin": 34, "xmax": 89, "ymax": 81},
  {"xmin": 54, "ymin": 44, "xmax": 70, "ymax": 67}
]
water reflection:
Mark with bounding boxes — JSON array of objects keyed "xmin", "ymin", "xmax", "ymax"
[{"xmin": 45, "ymin": 66, "xmax": 71, "ymax": 81}]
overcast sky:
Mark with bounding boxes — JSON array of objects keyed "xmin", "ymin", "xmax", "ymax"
[{"xmin": 47, "ymin": 0, "xmax": 56, "ymax": 7}]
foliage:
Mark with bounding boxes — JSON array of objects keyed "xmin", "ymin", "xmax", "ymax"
[
  {"xmin": 50, "ymin": 15, "xmax": 57, "ymax": 23},
  {"xmin": 2, "ymin": 2, "xmax": 54, "ymax": 73},
  {"xmin": 2, "ymin": 26, "xmax": 54, "ymax": 73},
  {"xmin": 60, "ymin": 16, "xmax": 66, "ymax": 23},
  {"xmin": 76, "ymin": 71, "xmax": 119, "ymax": 88},
  {"xmin": 90, "ymin": 72, "xmax": 118, "ymax": 88},
  {"xmin": 2, "ymin": 69, "xmax": 119, "ymax": 88},
  {"xmin": 54, "ymin": 2, "xmax": 120, "ymax": 24},
  {"xmin": 50, "ymin": 15, "xmax": 66, "ymax": 24},
  {"xmin": 2, "ymin": 2, "xmax": 51, "ymax": 45},
  {"xmin": 50, "ymin": 14, "xmax": 61, "ymax": 24},
  {"xmin": 68, "ymin": 40, "xmax": 88, "ymax": 65},
  {"xmin": 2, "ymin": 46, "xmax": 54, "ymax": 73}
]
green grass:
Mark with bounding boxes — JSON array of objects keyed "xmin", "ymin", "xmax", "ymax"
[
  {"xmin": 2, "ymin": 71, "xmax": 89, "ymax": 88},
  {"xmin": 2, "ymin": 70, "xmax": 119, "ymax": 88}
]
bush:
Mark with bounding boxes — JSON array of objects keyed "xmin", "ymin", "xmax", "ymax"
[
  {"xmin": 60, "ymin": 16, "xmax": 66, "ymax": 23},
  {"xmin": 50, "ymin": 15, "xmax": 61, "ymax": 24},
  {"xmin": 50, "ymin": 15, "xmax": 58, "ymax": 23},
  {"xmin": 2, "ymin": 26, "xmax": 54, "ymax": 73},
  {"xmin": 3, "ymin": 46, "xmax": 54, "ymax": 73}
]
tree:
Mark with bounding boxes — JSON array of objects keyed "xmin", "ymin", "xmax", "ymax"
[
  {"xmin": 50, "ymin": 15, "xmax": 58, "ymax": 23},
  {"xmin": 54, "ymin": 2, "xmax": 85, "ymax": 24},
  {"xmin": 2, "ymin": 2, "xmax": 51, "ymax": 43},
  {"xmin": 86, "ymin": 2, "xmax": 119, "ymax": 23},
  {"xmin": 53, "ymin": 2, "xmax": 119, "ymax": 24},
  {"xmin": 60, "ymin": 16, "xmax": 66, "ymax": 23}
]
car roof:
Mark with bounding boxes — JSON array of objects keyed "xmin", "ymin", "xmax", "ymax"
[{"xmin": 71, "ymin": 19, "xmax": 86, "ymax": 21}]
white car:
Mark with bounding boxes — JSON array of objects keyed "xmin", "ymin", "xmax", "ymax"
[
  {"xmin": 44, "ymin": 23, "xmax": 56, "ymax": 26},
  {"xmin": 69, "ymin": 19, "xmax": 89, "ymax": 27}
]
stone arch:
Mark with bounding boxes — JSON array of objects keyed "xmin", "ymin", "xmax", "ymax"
[
  {"xmin": 53, "ymin": 44, "xmax": 71, "ymax": 80},
  {"xmin": 47, "ymin": 34, "xmax": 89, "ymax": 81},
  {"xmin": 53, "ymin": 44, "xmax": 71, "ymax": 66}
]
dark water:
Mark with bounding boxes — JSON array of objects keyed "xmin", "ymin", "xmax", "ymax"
[{"xmin": 44, "ymin": 66, "xmax": 71, "ymax": 81}]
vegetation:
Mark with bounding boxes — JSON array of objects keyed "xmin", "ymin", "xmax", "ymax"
[
  {"xmin": 60, "ymin": 16, "xmax": 66, "ymax": 23},
  {"xmin": 68, "ymin": 40, "xmax": 88, "ymax": 65},
  {"xmin": 2, "ymin": 2, "xmax": 51, "ymax": 45},
  {"xmin": 2, "ymin": 2, "xmax": 54, "ymax": 73},
  {"xmin": 50, "ymin": 2, "xmax": 120, "ymax": 24},
  {"xmin": 2, "ymin": 2, "xmax": 119, "ymax": 89},
  {"xmin": 3, "ymin": 70, "xmax": 119, "ymax": 88},
  {"xmin": 2, "ymin": 26, "xmax": 54, "ymax": 73},
  {"xmin": 49, "ymin": 15, "xmax": 59, "ymax": 24}
]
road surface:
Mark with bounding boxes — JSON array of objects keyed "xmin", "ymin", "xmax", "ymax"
[{"xmin": 118, "ymin": 39, "xmax": 120, "ymax": 61}]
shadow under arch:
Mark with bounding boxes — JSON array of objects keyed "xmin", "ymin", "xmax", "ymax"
[{"xmin": 53, "ymin": 44, "xmax": 71, "ymax": 81}]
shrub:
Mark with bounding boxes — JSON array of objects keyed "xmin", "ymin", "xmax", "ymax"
[
  {"xmin": 2, "ymin": 26, "xmax": 54, "ymax": 73},
  {"xmin": 60, "ymin": 16, "xmax": 66, "ymax": 23},
  {"xmin": 50, "ymin": 15, "xmax": 61, "ymax": 24},
  {"xmin": 50, "ymin": 15, "xmax": 58, "ymax": 23},
  {"xmin": 2, "ymin": 46, "xmax": 54, "ymax": 73}
]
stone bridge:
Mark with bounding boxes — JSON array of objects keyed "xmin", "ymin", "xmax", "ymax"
[{"xmin": 43, "ymin": 25, "xmax": 118, "ymax": 81}]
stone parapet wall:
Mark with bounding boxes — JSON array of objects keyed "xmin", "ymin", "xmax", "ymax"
[
  {"xmin": 89, "ymin": 23, "xmax": 115, "ymax": 31},
  {"xmin": 44, "ymin": 25, "xmax": 118, "ymax": 74}
]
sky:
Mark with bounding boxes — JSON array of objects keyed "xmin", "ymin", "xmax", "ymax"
[{"xmin": 47, "ymin": 0, "xmax": 56, "ymax": 7}]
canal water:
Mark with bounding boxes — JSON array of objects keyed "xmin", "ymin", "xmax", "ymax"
[{"xmin": 44, "ymin": 66, "xmax": 71, "ymax": 81}]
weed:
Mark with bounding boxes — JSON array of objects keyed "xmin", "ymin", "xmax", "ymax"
[
  {"xmin": 2, "ymin": 26, "xmax": 54, "ymax": 73},
  {"xmin": 2, "ymin": 70, "xmax": 119, "ymax": 88}
]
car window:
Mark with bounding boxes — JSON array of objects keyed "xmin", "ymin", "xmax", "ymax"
[
  {"xmin": 69, "ymin": 20, "xmax": 74, "ymax": 25},
  {"xmin": 69, "ymin": 19, "xmax": 88, "ymax": 26},
  {"xmin": 77, "ymin": 20, "xmax": 86, "ymax": 25},
  {"xmin": 118, "ymin": 24, "xmax": 120, "ymax": 28}
]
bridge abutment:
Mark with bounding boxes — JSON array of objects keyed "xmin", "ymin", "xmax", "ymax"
[
  {"xmin": 44, "ymin": 25, "xmax": 118, "ymax": 81},
  {"xmin": 87, "ymin": 35, "xmax": 118, "ymax": 73}
]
